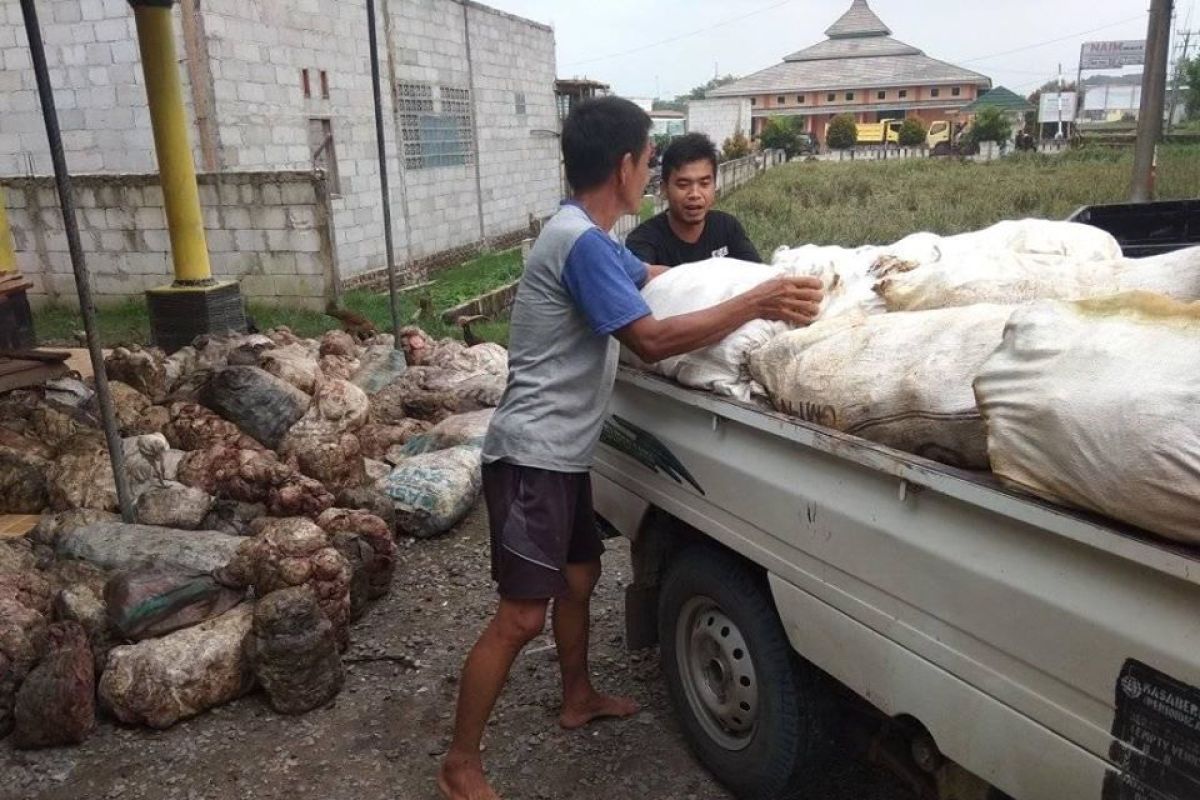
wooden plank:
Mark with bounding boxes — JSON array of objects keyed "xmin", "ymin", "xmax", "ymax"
[
  {"xmin": 0, "ymin": 349, "xmax": 70, "ymax": 364},
  {"xmin": 0, "ymin": 362, "xmax": 69, "ymax": 394},
  {"xmin": 0, "ymin": 359, "xmax": 38, "ymax": 378}
]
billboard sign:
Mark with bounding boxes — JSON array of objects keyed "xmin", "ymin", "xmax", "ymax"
[
  {"xmin": 1038, "ymin": 92, "xmax": 1078, "ymax": 123},
  {"xmin": 1081, "ymin": 40, "xmax": 1146, "ymax": 70}
]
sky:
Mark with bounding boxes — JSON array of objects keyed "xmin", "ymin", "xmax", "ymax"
[{"xmin": 487, "ymin": 0, "xmax": 1199, "ymax": 100}]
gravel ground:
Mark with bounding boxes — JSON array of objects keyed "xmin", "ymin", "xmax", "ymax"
[{"xmin": 0, "ymin": 502, "xmax": 913, "ymax": 800}]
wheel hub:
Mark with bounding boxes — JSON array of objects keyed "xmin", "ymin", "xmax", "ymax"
[{"xmin": 677, "ymin": 597, "xmax": 760, "ymax": 751}]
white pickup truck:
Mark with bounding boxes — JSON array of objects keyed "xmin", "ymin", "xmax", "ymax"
[{"xmin": 592, "ymin": 201, "xmax": 1200, "ymax": 800}]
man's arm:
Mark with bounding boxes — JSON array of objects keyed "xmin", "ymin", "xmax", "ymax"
[
  {"xmin": 644, "ymin": 264, "xmax": 669, "ymax": 282},
  {"xmin": 615, "ymin": 276, "xmax": 823, "ymax": 364}
]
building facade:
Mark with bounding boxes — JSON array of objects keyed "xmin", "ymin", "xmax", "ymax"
[
  {"xmin": 0, "ymin": 0, "xmax": 560, "ymax": 305},
  {"xmin": 708, "ymin": 0, "xmax": 991, "ymax": 142}
]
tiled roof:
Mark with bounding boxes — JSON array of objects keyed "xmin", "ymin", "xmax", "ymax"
[
  {"xmin": 709, "ymin": 54, "xmax": 991, "ymax": 96},
  {"xmin": 825, "ymin": 0, "xmax": 891, "ymax": 38},
  {"xmin": 962, "ymin": 86, "xmax": 1035, "ymax": 113},
  {"xmin": 708, "ymin": 0, "xmax": 991, "ymax": 98}
]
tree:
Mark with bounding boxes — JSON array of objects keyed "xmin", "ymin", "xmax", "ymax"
[
  {"xmin": 688, "ymin": 74, "xmax": 740, "ymax": 101},
  {"xmin": 759, "ymin": 117, "xmax": 808, "ymax": 158},
  {"xmin": 897, "ymin": 118, "xmax": 927, "ymax": 147},
  {"xmin": 721, "ymin": 131, "xmax": 751, "ymax": 161},
  {"xmin": 1184, "ymin": 56, "xmax": 1200, "ymax": 119},
  {"xmin": 968, "ymin": 106, "xmax": 1013, "ymax": 144},
  {"xmin": 826, "ymin": 114, "xmax": 858, "ymax": 150}
]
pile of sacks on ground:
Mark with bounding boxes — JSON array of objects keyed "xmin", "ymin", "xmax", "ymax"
[
  {"xmin": 628, "ymin": 219, "xmax": 1200, "ymax": 547},
  {"xmin": 0, "ymin": 324, "xmax": 507, "ymax": 748}
]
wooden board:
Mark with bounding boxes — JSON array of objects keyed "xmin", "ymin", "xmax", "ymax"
[{"xmin": 0, "ymin": 515, "xmax": 38, "ymax": 539}]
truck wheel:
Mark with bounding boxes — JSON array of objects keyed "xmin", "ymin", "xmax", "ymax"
[{"xmin": 659, "ymin": 547, "xmax": 828, "ymax": 799}]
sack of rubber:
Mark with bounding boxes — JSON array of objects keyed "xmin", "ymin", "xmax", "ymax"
[
  {"xmin": 974, "ymin": 293, "xmax": 1200, "ymax": 544},
  {"xmin": 378, "ymin": 445, "xmax": 482, "ymax": 539},
  {"xmin": 105, "ymin": 566, "xmax": 245, "ymax": 641},
  {"xmin": 749, "ymin": 305, "xmax": 1016, "ymax": 469},
  {"xmin": 875, "ymin": 244, "xmax": 1200, "ymax": 313},
  {"xmin": 623, "ymin": 258, "xmax": 788, "ymax": 402},
  {"xmin": 386, "ymin": 409, "xmax": 494, "ymax": 462},
  {"xmin": 771, "ymin": 244, "xmax": 887, "ymax": 320}
]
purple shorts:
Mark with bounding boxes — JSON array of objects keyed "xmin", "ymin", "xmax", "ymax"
[{"xmin": 482, "ymin": 461, "xmax": 605, "ymax": 600}]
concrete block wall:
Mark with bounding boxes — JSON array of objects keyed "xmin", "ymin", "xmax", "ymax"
[
  {"xmin": 688, "ymin": 98, "xmax": 753, "ymax": 149},
  {"xmin": 0, "ymin": 0, "xmax": 202, "ymax": 176},
  {"xmin": 0, "ymin": 171, "xmax": 336, "ymax": 309},
  {"xmin": 466, "ymin": 3, "xmax": 560, "ymax": 241}
]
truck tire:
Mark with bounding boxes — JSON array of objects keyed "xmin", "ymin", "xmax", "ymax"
[{"xmin": 658, "ymin": 547, "xmax": 828, "ymax": 799}]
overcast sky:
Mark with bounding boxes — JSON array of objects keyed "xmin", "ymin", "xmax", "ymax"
[{"xmin": 488, "ymin": 0, "xmax": 1198, "ymax": 99}]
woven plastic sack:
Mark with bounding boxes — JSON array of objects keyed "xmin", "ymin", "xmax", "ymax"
[
  {"xmin": 771, "ymin": 244, "xmax": 886, "ymax": 320},
  {"xmin": 104, "ymin": 567, "xmax": 244, "ymax": 641},
  {"xmin": 623, "ymin": 258, "xmax": 788, "ymax": 401},
  {"xmin": 974, "ymin": 293, "xmax": 1200, "ymax": 544},
  {"xmin": 389, "ymin": 409, "xmax": 494, "ymax": 460},
  {"xmin": 750, "ymin": 305, "xmax": 1016, "ymax": 469},
  {"xmin": 379, "ymin": 445, "xmax": 481, "ymax": 539}
]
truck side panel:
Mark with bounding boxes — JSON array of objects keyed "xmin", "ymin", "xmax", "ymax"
[{"xmin": 594, "ymin": 378, "xmax": 1200, "ymax": 799}]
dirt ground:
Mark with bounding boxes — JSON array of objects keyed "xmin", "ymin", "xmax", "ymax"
[{"xmin": 0, "ymin": 502, "xmax": 913, "ymax": 800}]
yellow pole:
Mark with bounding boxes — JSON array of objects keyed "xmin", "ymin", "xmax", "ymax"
[
  {"xmin": 131, "ymin": 1, "xmax": 212, "ymax": 284},
  {"xmin": 0, "ymin": 187, "xmax": 15, "ymax": 274}
]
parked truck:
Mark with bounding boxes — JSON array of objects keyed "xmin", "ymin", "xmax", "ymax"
[{"xmin": 593, "ymin": 200, "xmax": 1200, "ymax": 800}]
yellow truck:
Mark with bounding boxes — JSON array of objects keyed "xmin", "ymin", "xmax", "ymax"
[{"xmin": 826, "ymin": 118, "xmax": 954, "ymax": 150}]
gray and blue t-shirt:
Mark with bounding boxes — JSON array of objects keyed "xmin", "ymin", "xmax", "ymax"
[{"xmin": 483, "ymin": 202, "xmax": 651, "ymax": 473}]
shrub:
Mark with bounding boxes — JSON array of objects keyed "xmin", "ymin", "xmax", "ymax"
[
  {"xmin": 826, "ymin": 114, "xmax": 858, "ymax": 150},
  {"xmin": 721, "ymin": 131, "xmax": 751, "ymax": 161},
  {"xmin": 968, "ymin": 107, "xmax": 1013, "ymax": 144},
  {"xmin": 898, "ymin": 118, "xmax": 927, "ymax": 147},
  {"xmin": 760, "ymin": 117, "xmax": 808, "ymax": 158}
]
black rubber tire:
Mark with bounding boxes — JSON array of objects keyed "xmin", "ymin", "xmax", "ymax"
[{"xmin": 658, "ymin": 547, "xmax": 828, "ymax": 799}]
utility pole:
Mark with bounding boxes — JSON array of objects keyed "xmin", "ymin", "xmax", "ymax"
[
  {"xmin": 1167, "ymin": 28, "xmax": 1197, "ymax": 132},
  {"xmin": 1131, "ymin": 0, "xmax": 1174, "ymax": 203},
  {"xmin": 1056, "ymin": 63, "xmax": 1064, "ymax": 140}
]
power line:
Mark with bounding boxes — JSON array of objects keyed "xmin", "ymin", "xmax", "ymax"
[
  {"xmin": 952, "ymin": 12, "xmax": 1149, "ymax": 65},
  {"xmin": 562, "ymin": 0, "xmax": 794, "ymax": 68}
]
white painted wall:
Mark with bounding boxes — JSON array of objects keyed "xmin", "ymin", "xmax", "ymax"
[{"xmin": 688, "ymin": 98, "xmax": 753, "ymax": 149}]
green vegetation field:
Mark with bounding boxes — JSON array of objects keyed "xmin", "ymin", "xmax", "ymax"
[
  {"xmin": 36, "ymin": 248, "xmax": 521, "ymax": 348},
  {"xmin": 720, "ymin": 145, "xmax": 1200, "ymax": 255}
]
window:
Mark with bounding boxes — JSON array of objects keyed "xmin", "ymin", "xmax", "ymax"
[
  {"xmin": 796, "ymin": 95, "xmax": 805, "ymax": 104},
  {"xmin": 514, "ymin": 91, "xmax": 526, "ymax": 115},
  {"xmin": 777, "ymin": 96, "xmax": 786, "ymax": 105},
  {"xmin": 397, "ymin": 82, "xmax": 476, "ymax": 169},
  {"xmin": 750, "ymin": 98, "xmax": 757, "ymax": 106},
  {"xmin": 308, "ymin": 118, "xmax": 340, "ymax": 194},
  {"xmin": 877, "ymin": 90, "xmax": 886, "ymax": 100},
  {"xmin": 952, "ymin": 86, "xmax": 961, "ymax": 97},
  {"xmin": 827, "ymin": 92, "xmax": 836, "ymax": 102},
  {"xmin": 301, "ymin": 68, "xmax": 311, "ymax": 99},
  {"xmin": 846, "ymin": 92, "xmax": 855, "ymax": 101},
  {"xmin": 931, "ymin": 88, "xmax": 941, "ymax": 98},
  {"xmin": 320, "ymin": 70, "xmax": 329, "ymax": 100},
  {"xmin": 899, "ymin": 89, "xmax": 908, "ymax": 99}
]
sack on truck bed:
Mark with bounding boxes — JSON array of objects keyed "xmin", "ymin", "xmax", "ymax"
[
  {"xmin": 974, "ymin": 293, "xmax": 1200, "ymax": 545},
  {"xmin": 749, "ymin": 305, "xmax": 1016, "ymax": 470},
  {"xmin": 379, "ymin": 445, "xmax": 482, "ymax": 539},
  {"xmin": 624, "ymin": 258, "xmax": 790, "ymax": 402}
]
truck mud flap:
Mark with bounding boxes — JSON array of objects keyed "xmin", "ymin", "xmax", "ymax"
[{"xmin": 1103, "ymin": 659, "xmax": 1200, "ymax": 800}]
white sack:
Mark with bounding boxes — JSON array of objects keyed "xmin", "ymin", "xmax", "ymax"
[
  {"xmin": 974, "ymin": 293, "xmax": 1200, "ymax": 545},
  {"xmin": 625, "ymin": 258, "xmax": 788, "ymax": 401},
  {"xmin": 875, "ymin": 245, "xmax": 1200, "ymax": 313},
  {"xmin": 771, "ymin": 244, "xmax": 887, "ymax": 319},
  {"xmin": 750, "ymin": 305, "xmax": 1017, "ymax": 469},
  {"xmin": 888, "ymin": 219, "xmax": 1122, "ymax": 264},
  {"xmin": 378, "ymin": 445, "xmax": 482, "ymax": 539}
]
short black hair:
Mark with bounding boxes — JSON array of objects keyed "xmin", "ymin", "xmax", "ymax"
[
  {"xmin": 661, "ymin": 132, "xmax": 719, "ymax": 182},
  {"xmin": 562, "ymin": 96, "xmax": 652, "ymax": 193}
]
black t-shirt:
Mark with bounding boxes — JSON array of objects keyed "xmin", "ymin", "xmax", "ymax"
[{"xmin": 625, "ymin": 210, "xmax": 762, "ymax": 267}]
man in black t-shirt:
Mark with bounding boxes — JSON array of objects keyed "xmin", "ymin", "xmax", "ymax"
[{"xmin": 626, "ymin": 133, "xmax": 762, "ymax": 267}]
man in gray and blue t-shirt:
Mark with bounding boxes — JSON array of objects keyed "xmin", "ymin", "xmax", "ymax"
[{"xmin": 439, "ymin": 97, "xmax": 824, "ymax": 800}]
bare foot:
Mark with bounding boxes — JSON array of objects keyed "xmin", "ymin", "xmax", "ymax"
[
  {"xmin": 559, "ymin": 692, "xmax": 640, "ymax": 730},
  {"xmin": 438, "ymin": 755, "xmax": 501, "ymax": 800}
]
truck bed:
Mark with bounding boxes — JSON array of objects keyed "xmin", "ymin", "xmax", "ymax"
[{"xmin": 613, "ymin": 366, "xmax": 1200, "ymax": 587}]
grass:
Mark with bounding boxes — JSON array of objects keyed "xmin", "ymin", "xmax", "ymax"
[
  {"xmin": 718, "ymin": 143, "xmax": 1200, "ymax": 255},
  {"xmin": 35, "ymin": 248, "xmax": 523, "ymax": 348}
]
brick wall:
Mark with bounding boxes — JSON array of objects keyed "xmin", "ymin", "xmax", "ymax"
[{"xmin": 0, "ymin": 171, "xmax": 336, "ymax": 309}]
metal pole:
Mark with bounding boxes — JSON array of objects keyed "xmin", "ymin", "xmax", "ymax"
[
  {"xmin": 1132, "ymin": 0, "xmax": 1175, "ymax": 203},
  {"xmin": 0, "ymin": 187, "xmax": 15, "ymax": 274},
  {"xmin": 365, "ymin": 0, "xmax": 402, "ymax": 349},
  {"xmin": 19, "ymin": 0, "xmax": 135, "ymax": 522}
]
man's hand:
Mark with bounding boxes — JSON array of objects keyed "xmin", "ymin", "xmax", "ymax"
[
  {"xmin": 747, "ymin": 276, "xmax": 825, "ymax": 327},
  {"xmin": 644, "ymin": 264, "xmax": 669, "ymax": 283}
]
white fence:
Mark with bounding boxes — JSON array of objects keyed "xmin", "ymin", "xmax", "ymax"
[{"xmin": 612, "ymin": 149, "xmax": 786, "ymax": 242}]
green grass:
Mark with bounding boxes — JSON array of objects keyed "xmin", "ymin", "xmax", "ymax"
[
  {"xmin": 35, "ymin": 248, "xmax": 522, "ymax": 349},
  {"xmin": 639, "ymin": 196, "xmax": 659, "ymax": 222},
  {"xmin": 719, "ymin": 143, "xmax": 1200, "ymax": 255}
]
